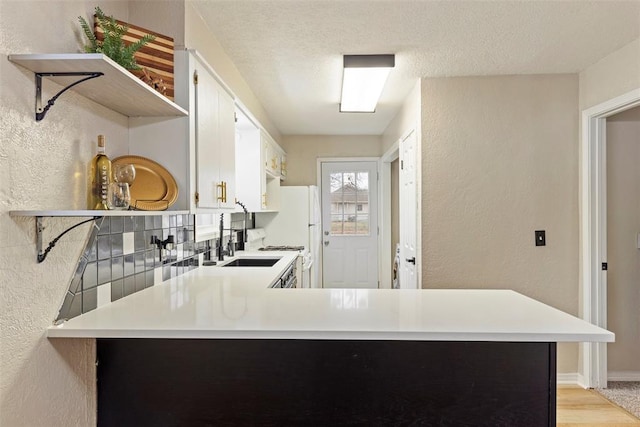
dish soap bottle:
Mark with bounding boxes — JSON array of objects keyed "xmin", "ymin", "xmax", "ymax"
[{"xmin": 87, "ymin": 134, "xmax": 112, "ymax": 210}]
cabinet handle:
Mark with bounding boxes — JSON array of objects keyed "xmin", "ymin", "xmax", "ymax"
[
  {"xmin": 216, "ymin": 182, "xmax": 224, "ymax": 202},
  {"xmin": 222, "ymin": 181, "xmax": 227, "ymax": 203}
]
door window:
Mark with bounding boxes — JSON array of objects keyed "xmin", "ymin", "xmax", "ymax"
[{"xmin": 329, "ymin": 172, "xmax": 370, "ymax": 236}]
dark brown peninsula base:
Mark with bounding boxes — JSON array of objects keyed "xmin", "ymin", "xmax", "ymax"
[{"xmin": 97, "ymin": 339, "xmax": 556, "ymax": 426}]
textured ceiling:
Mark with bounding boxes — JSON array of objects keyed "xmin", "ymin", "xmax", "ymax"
[{"xmin": 192, "ymin": 1, "xmax": 640, "ymax": 136}]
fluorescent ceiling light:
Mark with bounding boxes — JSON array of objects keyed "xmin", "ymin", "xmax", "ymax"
[{"xmin": 340, "ymin": 54, "xmax": 395, "ymax": 113}]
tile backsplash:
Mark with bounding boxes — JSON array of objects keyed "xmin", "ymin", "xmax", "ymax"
[{"xmin": 56, "ymin": 214, "xmax": 214, "ymax": 322}]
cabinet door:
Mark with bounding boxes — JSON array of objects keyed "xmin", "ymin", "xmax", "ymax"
[
  {"xmin": 194, "ymin": 66, "xmax": 221, "ymax": 209},
  {"xmin": 280, "ymin": 152, "xmax": 287, "ymax": 180},
  {"xmin": 262, "ymin": 135, "xmax": 272, "ymax": 175},
  {"xmin": 262, "ymin": 133, "xmax": 279, "ymax": 177},
  {"xmin": 217, "ymin": 88, "xmax": 236, "ymax": 209}
]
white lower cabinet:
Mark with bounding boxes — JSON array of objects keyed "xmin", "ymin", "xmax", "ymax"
[{"xmin": 129, "ymin": 49, "xmax": 235, "ymax": 215}]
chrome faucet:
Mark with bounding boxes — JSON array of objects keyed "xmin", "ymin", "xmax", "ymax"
[
  {"xmin": 217, "ymin": 214, "xmax": 225, "ymax": 261},
  {"xmin": 235, "ymin": 200, "xmax": 249, "ymax": 250},
  {"xmin": 217, "ymin": 213, "xmax": 238, "ymax": 260},
  {"xmin": 227, "ymin": 232, "xmax": 235, "ymax": 257}
]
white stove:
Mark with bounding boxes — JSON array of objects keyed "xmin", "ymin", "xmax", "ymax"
[
  {"xmin": 246, "ymin": 229, "xmax": 312, "ymax": 288},
  {"xmin": 259, "ymin": 245, "xmax": 305, "ymax": 251}
]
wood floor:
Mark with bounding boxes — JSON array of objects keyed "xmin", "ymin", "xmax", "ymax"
[{"xmin": 557, "ymin": 385, "xmax": 640, "ymax": 426}]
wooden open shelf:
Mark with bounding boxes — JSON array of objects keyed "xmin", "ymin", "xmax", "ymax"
[
  {"xmin": 8, "ymin": 53, "xmax": 188, "ymax": 118},
  {"xmin": 9, "ymin": 210, "xmax": 189, "ymax": 217}
]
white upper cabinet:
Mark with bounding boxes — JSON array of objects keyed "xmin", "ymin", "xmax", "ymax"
[
  {"xmin": 129, "ymin": 50, "xmax": 236, "ymax": 213},
  {"xmin": 280, "ymin": 151, "xmax": 288, "ymax": 180},
  {"xmin": 194, "ymin": 58, "xmax": 236, "ymax": 210},
  {"xmin": 235, "ymin": 109, "xmax": 280, "ymax": 212},
  {"xmin": 263, "ymin": 132, "xmax": 282, "ymax": 179}
]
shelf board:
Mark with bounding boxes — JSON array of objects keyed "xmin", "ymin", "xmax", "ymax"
[
  {"xmin": 8, "ymin": 53, "xmax": 188, "ymax": 117},
  {"xmin": 10, "ymin": 210, "xmax": 190, "ymax": 217}
]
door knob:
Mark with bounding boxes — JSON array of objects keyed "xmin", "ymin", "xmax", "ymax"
[{"xmin": 406, "ymin": 257, "xmax": 416, "ymax": 264}]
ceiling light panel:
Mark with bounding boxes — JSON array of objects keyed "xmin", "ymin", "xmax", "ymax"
[{"xmin": 340, "ymin": 54, "xmax": 395, "ymax": 113}]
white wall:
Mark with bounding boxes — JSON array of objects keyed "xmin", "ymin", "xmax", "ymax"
[
  {"xmin": 579, "ymin": 38, "xmax": 640, "ymax": 111},
  {"xmin": 606, "ymin": 106, "xmax": 640, "ymax": 374},
  {"xmin": 420, "ymin": 74, "xmax": 580, "ymax": 373},
  {"xmin": 382, "ymin": 80, "xmax": 421, "ymax": 153},
  {"xmin": 0, "ymin": 2, "xmax": 135, "ymax": 425},
  {"xmin": 279, "ymin": 135, "xmax": 382, "ymax": 186}
]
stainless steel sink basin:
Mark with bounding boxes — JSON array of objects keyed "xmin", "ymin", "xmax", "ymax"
[{"xmin": 221, "ymin": 257, "xmax": 281, "ymax": 267}]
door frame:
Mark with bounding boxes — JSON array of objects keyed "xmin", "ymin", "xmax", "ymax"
[
  {"xmin": 580, "ymin": 88, "xmax": 640, "ymax": 388},
  {"xmin": 317, "ymin": 157, "xmax": 381, "ymax": 288},
  {"xmin": 380, "ymin": 143, "xmax": 399, "ymax": 289}
]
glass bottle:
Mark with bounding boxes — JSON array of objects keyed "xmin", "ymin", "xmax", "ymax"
[{"xmin": 87, "ymin": 135, "xmax": 112, "ymax": 210}]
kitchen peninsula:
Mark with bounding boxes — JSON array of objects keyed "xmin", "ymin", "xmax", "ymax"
[{"xmin": 49, "ymin": 254, "xmax": 613, "ymax": 426}]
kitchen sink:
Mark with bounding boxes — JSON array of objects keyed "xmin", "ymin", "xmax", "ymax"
[{"xmin": 221, "ymin": 257, "xmax": 282, "ymax": 267}]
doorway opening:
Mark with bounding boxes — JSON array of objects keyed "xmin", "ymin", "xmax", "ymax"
[
  {"xmin": 605, "ymin": 106, "xmax": 640, "ymax": 383},
  {"xmin": 580, "ymin": 88, "xmax": 640, "ymax": 388}
]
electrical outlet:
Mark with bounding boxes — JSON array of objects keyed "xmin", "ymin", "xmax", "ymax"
[{"xmin": 535, "ymin": 230, "xmax": 546, "ymax": 246}]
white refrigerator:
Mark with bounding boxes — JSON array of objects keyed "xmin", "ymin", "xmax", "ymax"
[{"xmin": 256, "ymin": 186, "xmax": 321, "ymax": 288}]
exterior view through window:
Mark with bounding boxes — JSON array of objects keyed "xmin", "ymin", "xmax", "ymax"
[{"xmin": 330, "ymin": 172, "xmax": 369, "ymax": 235}]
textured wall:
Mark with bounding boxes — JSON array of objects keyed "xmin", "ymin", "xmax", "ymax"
[
  {"xmin": 382, "ymin": 80, "xmax": 421, "ymax": 153},
  {"xmin": 420, "ymin": 75, "xmax": 580, "ymax": 373},
  {"xmin": 279, "ymin": 135, "xmax": 382, "ymax": 186},
  {"xmin": 606, "ymin": 106, "xmax": 640, "ymax": 374},
  {"xmin": 0, "ymin": 1, "xmax": 131, "ymax": 426},
  {"xmin": 579, "ymin": 37, "xmax": 640, "ymax": 111}
]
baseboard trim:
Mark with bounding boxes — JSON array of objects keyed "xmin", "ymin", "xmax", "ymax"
[
  {"xmin": 557, "ymin": 373, "xmax": 579, "ymax": 384},
  {"xmin": 608, "ymin": 371, "xmax": 640, "ymax": 381},
  {"xmin": 576, "ymin": 372, "xmax": 589, "ymax": 388}
]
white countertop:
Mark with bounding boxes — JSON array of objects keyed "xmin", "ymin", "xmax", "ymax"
[{"xmin": 48, "ymin": 252, "xmax": 613, "ymax": 343}]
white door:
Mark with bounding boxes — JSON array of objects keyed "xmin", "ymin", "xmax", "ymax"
[
  {"xmin": 194, "ymin": 64, "xmax": 220, "ymax": 209},
  {"xmin": 321, "ymin": 161, "xmax": 379, "ymax": 288},
  {"xmin": 399, "ymin": 130, "xmax": 418, "ymax": 288}
]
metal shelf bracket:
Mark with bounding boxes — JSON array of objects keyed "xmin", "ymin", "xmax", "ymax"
[
  {"xmin": 35, "ymin": 71, "xmax": 103, "ymax": 121},
  {"xmin": 35, "ymin": 216, "xmax": 100, "ymax": 263}
]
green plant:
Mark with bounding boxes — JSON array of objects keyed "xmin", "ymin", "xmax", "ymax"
[{"xmin": 78, "ymin": 6, "xmax": 155, "ymax": 70}]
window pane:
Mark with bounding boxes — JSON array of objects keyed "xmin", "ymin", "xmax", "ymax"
[
  {"xmin": 331, "ymin": 214, "xmax": 343, "ymax": 234},
  {"xmin": 330, "ymin": 173, "xmax": 343, "ymax": 192},
  {"xmin": 356, "ymin": 214, "xmax": 369, "ymax": 235},
  {"xmin": 329, "ymin": 170, "xmax": 370, "ymax": 236}
]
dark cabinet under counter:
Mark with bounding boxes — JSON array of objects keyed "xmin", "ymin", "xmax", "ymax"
[{"xmin": 97, "ymin": 338, "xmax": 556, "ymax": 426}]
